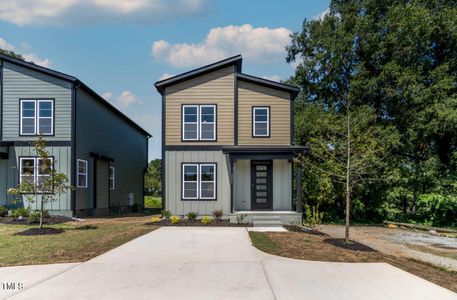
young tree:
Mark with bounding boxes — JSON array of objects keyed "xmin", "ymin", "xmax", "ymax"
[
  {"xmin": 297, "ymin": 105, "xmax": 398, "ymax": 242},
  {"xmin": 8, "ymin": 136, "xmax": 72, "ymax": 228}
]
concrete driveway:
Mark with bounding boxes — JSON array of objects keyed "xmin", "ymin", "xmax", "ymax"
[{"xmin": 2, "ymin": 227, "xmax": 456, "ymax": 300}]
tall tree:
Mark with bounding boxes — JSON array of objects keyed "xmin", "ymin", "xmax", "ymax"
[
  {"xmin": 144, "ymin": 159, "xmax": 162, "ymax": 196},
  {"xmin": 288, "ymin": 0, "xmax": 457, "ymax": 226}
]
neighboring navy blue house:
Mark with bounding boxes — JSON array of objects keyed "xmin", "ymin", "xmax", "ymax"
[{"xmin": 0, "ymin": 53, "xmax": 151, "ymax": 216}]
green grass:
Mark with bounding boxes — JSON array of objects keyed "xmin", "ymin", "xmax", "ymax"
[
  {"xmin": 144, "ymin": 196, "xmax": 162, "ymax": 209},
  {"xmin": 249, "ymin": 232, "xmax": 279, "ymax": 254},
  {"xmin": 0, "ymin": 215, "xmax": 157, "ymax": 267}
]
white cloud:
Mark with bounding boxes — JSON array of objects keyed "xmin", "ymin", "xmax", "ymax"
[
  {"xmin": 313, "ymin": 8, "xmax": 330, "ymax": 21},
  {"xmin": 101, "ymin": 92, "xmax": 113, "ymax": 101},
  {"xmin": 116, "ymin": 90, "xmax": 142, "ymax": 108},
  {"xmin": 0, "ymin": 37, "xmax": 51, "ymax": 67},
  {"xmin": 158, "ymin": 73, "xmax": 173, "ymax": 81},
  {"xmin": 262, "ymin": 75, "xmax": 281, "ymax": 82},
  {"xmin": 0, "ymin": 0, "xmax": 209, "ymax": 26},
  {"xmin": 152, "ymin": 24, "xmax": 291, "ymax": 68}
]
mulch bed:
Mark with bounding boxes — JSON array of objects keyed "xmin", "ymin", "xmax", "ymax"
[
  {"xmin": 146, "ymin": 218, "xmax": 252, "ymax": 227},
  {"xmin": 324, "ymin": 238, "xmax": 376, "ymax": 252},
  {"xmin": 0, "ymin": 216, "xmax": 72, "ymax": 225},
  {"xmin": 14, "ymin": 228, "xmax": 65, "ymax": 236},
  {"xmin": 283, "ymin": 225, "xmax": 329, "ymax": 236}
]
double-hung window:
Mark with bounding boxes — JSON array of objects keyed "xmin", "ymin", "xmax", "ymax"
[
  {"xmin": 252, "ymin": 107, "xmax": 270, "ymax": 137},
  {"xmin": 77, "ymin": 159, "xmax": 88, "ymax": 188},
  {"xmin": 182, "ymin": 163, "xmax": 216, "ymax": 200},
  {"xmin": 109, "ymin": 167, "xmax": 115, "ymax": 190},
  {"xmin": 182, "ymin": 105, "xmax": 216, "ymax": 141},
  {"xmin": 20, "ymin": 99, "xmax": 54, "ymax": 135},
  {"xmin": 19, "ymin": 157, "xmax": 53, "ymax": 193}
]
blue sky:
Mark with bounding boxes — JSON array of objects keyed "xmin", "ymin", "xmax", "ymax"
[{"xmin": 0, "ymin": 0, "xmax": 329, "ymax": 159}]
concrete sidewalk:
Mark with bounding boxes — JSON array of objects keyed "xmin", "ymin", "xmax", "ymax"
[{"xmin": 1, "ymin": 227, "xmax": 456, "ymax": 300}]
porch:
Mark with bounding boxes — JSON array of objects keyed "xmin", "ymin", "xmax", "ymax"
[{"xmin": 223, "ymin": 145, "xmax": 306, "ymax": 225}]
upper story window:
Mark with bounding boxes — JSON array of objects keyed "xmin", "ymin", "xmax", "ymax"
[
  {"xmin": 182, "ymin": 105, "xmax": 216, "ymax": 141},
  {"xmin": 252, "ymin": 107, "xmax": 270, "ymax": 137},
  {"xmin": 20, "ymin": 99, "xmax": 54, "ymax": 136}
]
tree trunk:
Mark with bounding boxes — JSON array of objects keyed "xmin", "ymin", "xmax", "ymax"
[
  {"xmin": 345, "ymin": 105, "xmax": 351, "ymax": 244},
  {"xmin": 39, "ymin": 199, "xmax": 43, "ymax": 229}
]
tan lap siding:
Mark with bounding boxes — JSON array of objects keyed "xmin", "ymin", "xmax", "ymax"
[
  {"xmin": 165, "ymin": 66, "xmax": 235, "ymax": 145},
  {"xmin": 238, "ymin": 81, "xmax": 291, "ymax": 145}
]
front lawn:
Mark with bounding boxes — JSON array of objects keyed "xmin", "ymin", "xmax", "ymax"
[
  {"xmin": 0, "ymin": 215, "xmax": 158, "ymax": 267},
  {"xmin": 249, "ymin": 229, "xmax": 457, "ymax": 293}
]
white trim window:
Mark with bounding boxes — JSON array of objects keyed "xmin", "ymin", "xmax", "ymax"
[
  {"xmin": 109, "ymin": 167, "xmax": 115, "ymax": 190},
  {"xmin": 200, "ymin": 105, "xmax": 216, "ymax": 140},
  {"xmin": 20, "ymin": 99, "xmax": 54, "ymax": 135},
  {"xmin": 77, "ymin": 159, "xmax": 88, "ymax": 188},
  {"xmin": 182, "ymin": 105, "xmax": 216, "ymax": 141},
  {"xmin": 182, "ymin": 164, "xmax": 198, "ymax": 199},
  {"xmin": 19, "ymin": 157, "xmax": 53, "ymax": 192},
  {"xmin": 199, "ymin": 164, "xmax": 216, "ymax": 199},
  {"xmin": 182, "ymin": 105, "xmax": 199, "ymax": 140},
  {"xmin": 253, "ymin": 107, "xmax": 270, "ymax": 137}
]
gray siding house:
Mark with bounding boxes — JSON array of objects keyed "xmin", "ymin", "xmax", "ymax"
[
  {"xmin": 0, "ymin": 54, "xmax": 151, "ymax": 217},
  {"xmin": 155, "ymin": 55, "xmax": 305, "ymax": 225}
]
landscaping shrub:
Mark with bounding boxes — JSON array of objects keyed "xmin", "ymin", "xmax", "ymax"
[
  {"xmin": 186, "ymin": 212, "xmax": 197, "ymax": 221},
  {"xmin": 150, "ymin": 217, "xmax": 161, "ymax": 223},
  {"xmin": 0, "ymin": 206, "xmax": 7, "ymax": 217},
  {"xmin": 170, "ymin": 216, "xmax": 180, "ymax": 224},
  {"xmin": 416, "ymin": 193, "xmax": 457, "ymax": 227},
  {"xmin": 303, "ymin": 205, "xmax": 324, "ymax": 227},
  {"xmin": 201, "ymin": 216, "xmax": 212, "ymax": 225},
  {"xmin": 11, "ymin": 207, "xmax": 31, "ymax": 219},
  {"xmin": 161, "ymin": 210, "xmax": 171, "ymax": 218},
  {"xmin": 212, "ymin": 209, "xmax": 223, "ymax": 220},
  {"xmin": 28, "ymin": 211, "xmax": 41, "ymax": 223},
  {"xmin": 236, "ymin": 213, "xmax": 247, "ymax": 224}
]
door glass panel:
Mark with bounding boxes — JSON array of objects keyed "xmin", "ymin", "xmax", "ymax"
[
  {"xmin": 256, "ymin": 165, "xmax": 267, "ymax": 171},
  {"xmin": 256, "ymin": 185, "xmax": 267, "ymax": 190},
  {"xmin": 256, "ymin": 178, "xmax": 267, "ymax": 184},
  {"xmin": 256, "ymin": 171, "xmax": 267, "ymax": 177},
  {"xmin": 256, "ymin": 198, "xmax": 267, "ymax": 203},
  {"xmin": 256, "ymin": 191, "xmax": 267, "ymax": 197}
]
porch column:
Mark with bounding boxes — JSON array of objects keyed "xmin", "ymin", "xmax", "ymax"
[
  {"xmin": 229, "ymin": 158, "xmax": 234, "ymax": 213},
  {"xmin": 296, "ymin": 164, "xmax": 303, "ymax": 213}
]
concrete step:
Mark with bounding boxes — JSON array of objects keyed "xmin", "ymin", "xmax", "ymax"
[{"xmin": 252, "ymin": 216, "xmax": 283, "ymax": 227}]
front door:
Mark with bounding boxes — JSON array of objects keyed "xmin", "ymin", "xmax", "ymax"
[{"xmin": 251, "ymin": 161, "xmax": 273, "ymax": 210}]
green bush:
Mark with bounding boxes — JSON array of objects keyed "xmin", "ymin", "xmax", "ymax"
[
  {"xmin": 416, "ymin": 193, "xmax": 457, "ymax": 226},
  {"xmin": 303, "ymin": 205, "xmax": 324, "ymax": 227},
  {"xmin": 28, "ymin": 211, "xmax": 41, "ymax": 223},
  {"xmin": 161, "ymin": 210, "xmax": 171, "ymax": 218},
  {"xmin": 170, "ymin": 215, "xmax": 180, "ymax": 224},
  {"xmin": 212, "ymin": 209, "xmax": 223, "ymax": 220},
  {"xmin": 186, "ymin": 212, "xmax": 197, "ymax": 221},
  {"xmin": 11, "ymin": 207, "xmax": 31, "ymax": 218},
  {"xmin": 0, "ymin": 206, "xmax": 7, "ymax": 217}
]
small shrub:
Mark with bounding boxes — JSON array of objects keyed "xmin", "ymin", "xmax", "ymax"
[
  {"xmin": 150, "ymin": 217, "xmax": 161, "ymax": 223},
  {"xmin": 11, "ymin": 207, "xmax": 31, "ymax": 219},
  {"xmin": 170, "ymin": 215, "xmax": 181, "ymax": 224},
  {"xmin": 28, "ymin": 211, "xmax": 41, "ymax": 223},
  {"xmin": 0, "ymin": 206, "xmax": 7, "ymax": 217},
  {"xmin": 186, "ymin": 212, "xmax": 198, "ymax": 221},
  {"xmin": 201, "ymin": 215, "xmax": 212, "ymax": 225},
  {"xmin": 303, "ymin": 205, "xmax": 323, "ymax": 228},
  {"xmin": 236, "ymin": 213, "xmax": 247, "ymax": 224},
  {"xmin": 161, "ymin": 210, "xmax": 171, "ymax": 218},
  {"xmin": 41, "ymin": 210, "xmax": 50, "ymax": 218},
  {"xmin": 212, "ymin": 209, "xmax": 223, "ymax": 220}
]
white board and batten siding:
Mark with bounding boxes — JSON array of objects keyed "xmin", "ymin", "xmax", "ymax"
[
  {"xmin": 165, "ymin": 151, "xmax": 230, "ymax": 216},
  {"xmin": 233, "ymin": 159, "xmax": 292, "ymax": 211}
]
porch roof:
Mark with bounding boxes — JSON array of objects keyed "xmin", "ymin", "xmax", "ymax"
[{"xmin": 222, "ymin": 145, "xmax": 307, "ymax": 160}]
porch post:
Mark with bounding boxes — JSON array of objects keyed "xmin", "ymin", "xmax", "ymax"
[
  {"xmin": 230, "ymin": 158, "xmax": 234, "ymax": 213},
  {"xmin": 296, "ymin": 164, "xmax": 303, "ymax": 213}
]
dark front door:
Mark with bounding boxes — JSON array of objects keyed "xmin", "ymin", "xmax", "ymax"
[{"xmin": 251, "ymin": 161, "xmax": 273, "ymax": 210}]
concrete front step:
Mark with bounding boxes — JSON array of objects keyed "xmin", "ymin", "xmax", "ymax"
[
  {"xmin": 252, "ymin": 216, "xmax": 283, "ymax": 227},
  {"xmin": 229, "ymin": 211, "xmax": 302, "ymax": 226}
]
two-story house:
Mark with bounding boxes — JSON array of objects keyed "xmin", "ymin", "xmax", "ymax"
[
  {"xmin": 155, "ymin": 55, "xmax": 305, "ymax": 225},
  {"xmin": 0, "ymin": 53, "xmax": 151, "ymax": 217}
]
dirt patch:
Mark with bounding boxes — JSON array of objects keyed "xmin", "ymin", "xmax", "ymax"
[
  {"xmin": 249, "ymin": 230, "xmax": 457, "ymax": 293},
  {"xmin": 14, "ymin": 228, "xmax": 65, "ymax": 236},
  {"xmin": 0, "ymin": 216, "xmax": 72, "ymax": 225},
  {"xmin": 150, "ymin": 219, "xmax": 252, "ymax": 227}
]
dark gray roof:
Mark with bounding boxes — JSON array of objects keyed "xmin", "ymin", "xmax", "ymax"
[
  {"xmin": 154, "ymin": 54, "xmax": 301, "ymax": 98},
  {"xmin": 0, "ymin": 53, "xmax": 151, "ymax": 137},
  {"xmin": 236, "ymin": 73, "xmax": 300, "ymax": 97},
  {"xmin": 154, "ymin": 54, "xmax": 243, "ymax": 94}
]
